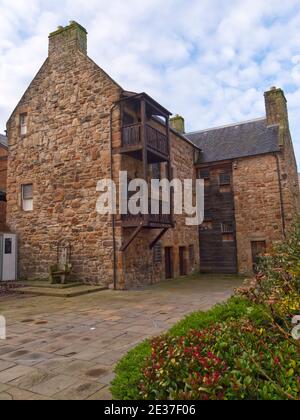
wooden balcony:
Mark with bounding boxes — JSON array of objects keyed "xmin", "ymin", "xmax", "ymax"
[
  {"xmin": 122, "ymin": 200, "xmax": 173, "ymax": 228},
  {"xmin": 121, "ymin": 123, "xmax": 169, "ymax": 163},
  {"xmin": 116, "ymin": 92, "xmax": 174, "ymax": 244}
]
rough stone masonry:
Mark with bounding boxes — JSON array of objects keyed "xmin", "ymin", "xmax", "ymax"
[
  {"xmin": 4, "ymin": 21, "xmax": 300, "ymax": 286},
  {"xmin": 6, "ymin": 21, "xmax": 199, "ymax": 288}
]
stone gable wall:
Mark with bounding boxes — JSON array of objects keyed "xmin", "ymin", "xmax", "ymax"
[
  {"xmin": 277, "ymin": 132, "xmax": 300, "ymax": 227},
  {"xmin": 264, "ymin": 87, "xmax": 300, "ymax": 225},
  {"xmin": 233, "ymin": 153, "xmax": 283, "ymax": 274},
  {"xmin": 6, "ymin": 47, "xmax": 122, "ymax": 285}
]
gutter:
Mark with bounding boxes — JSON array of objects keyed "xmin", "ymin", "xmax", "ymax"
[
  {"xmin": 274, "ymin": 152, "xmax": 286, "ymax": 238},
  {"xmin": 109, "ymin": 103, "xmax": 119, "ymax": 291}
]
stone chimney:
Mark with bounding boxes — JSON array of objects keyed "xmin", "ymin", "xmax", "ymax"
[
  {"xmin": 170, "ymin": 115, "xmax": 185, "ymax": 134},
  {"xmin": 49, "ymin": 21, "xmax": 87, "ymax": 58},
  {"xmin": 264, "ymin": 87, "xmax": 289, "ymax": 128}
]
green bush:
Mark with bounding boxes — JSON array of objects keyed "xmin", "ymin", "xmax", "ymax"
[
  {"xmin": 111, "ymin": 220, "xmax": 300, "ymax": 400},
  {"xmin": 141, "ymin": 320, "xmax": 299, "ymax": 400},
  {"xmin": 110, "ymin": 340, "xmax": 151, "ymax": 400},
  {"xmin": 110, "ymin": 297, "xmax": 265, "ymax": 400},
  {"xmin": 237, "ymin": 218, "xmax": 300, "ymax": 317},
  {"xmin": 169, "ymin": 296, "xmax": 267, "ymax": 337}
]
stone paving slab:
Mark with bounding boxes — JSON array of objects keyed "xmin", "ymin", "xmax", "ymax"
[
  {"xmin": 17, "ymin": 285, "xmax": 107, "ymax": 298},
  {"xmin": 30, "ymin": 374, "xmax": 79, "ymax": 397},
  {"xmin": 53, "ymin": 381, "xmax": 106, "ymax": 400},
  {"xmin": 0, "ymin": 365, "xmax": 36, "ymax": 384},
  {"xmin": 0, "ymin": 274, "xmax": 244, "ymax": 400}
]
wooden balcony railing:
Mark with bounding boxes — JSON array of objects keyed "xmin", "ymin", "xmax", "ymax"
[
  {"xmin": 122, "ymin": 124, "xmax": 142, "ymax": 147},
  {"xmin": 145, "ymin": 124, "xmax": 168, "ymax": 156},
  {"xmin": 122, "ymin": 199, "xmax": 173, "ymax": 227},
  {"xmin": 122, "ymin": 123, "xmax": 169, "ymax": 157}
]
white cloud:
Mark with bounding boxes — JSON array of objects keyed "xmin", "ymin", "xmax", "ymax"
[{"xmin": 0, "ymin": 0, "xmax": 300, "ymax": 168}]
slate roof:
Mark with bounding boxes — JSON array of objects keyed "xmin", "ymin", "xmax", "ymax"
[
  {"xmin": 0, "ymin": 134, "xmax": 8, "ymax": 148},
  {"xmin": 186, "ymin": 118, "xmax": 280, "ymax": 164}
]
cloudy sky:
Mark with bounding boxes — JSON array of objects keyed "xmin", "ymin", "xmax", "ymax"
[{"xmin": 0, "ymin": 0, "xmax": 300, "ymax": 166}]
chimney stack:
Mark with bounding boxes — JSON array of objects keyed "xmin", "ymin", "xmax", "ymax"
[
  {"xmin": 264, "ymin": 87, "xmax": 289, "ymax": 128},
  {"xmin": 48, "ymin": 21, "xmax": 88, "ymax": 58},
  {"xmin": 170, "ymin": 115, "xmax": 185, "ymax": 134}
]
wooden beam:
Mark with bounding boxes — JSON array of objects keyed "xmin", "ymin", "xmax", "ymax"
[
  {"xmin": 113, "ymin": 145, "xmax": 143, "ymax": 155},
  {"xmin": 141, "ymin": 99, "xmax": 149, "ymax": 226},
  {"xmin": 120, "ymin": 223, "xmax": 144, "ymax": 252},
  {"xmin": 144, "ymin": 97, "xmax": 169, "ymax": 119},
  {"xmin": 149, "ymin": 228, "xmax": 169, "ymax": 250},
  {"xmin": 166, "ymin": 117, "xmax": 174, "ymax": 225}
]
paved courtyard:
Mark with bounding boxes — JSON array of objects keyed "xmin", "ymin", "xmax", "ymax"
[{"xmin": 0, "ymin": 275, "xmax": 243, "ymax": 400}]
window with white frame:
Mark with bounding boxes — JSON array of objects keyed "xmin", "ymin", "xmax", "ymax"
[
  {"xmin": 22, "ymin": 184, "xmax": 33, "ymax": 211},
  {"xmin": 20, "ymin": 113, "xmax": 28, "ymax": 136}
]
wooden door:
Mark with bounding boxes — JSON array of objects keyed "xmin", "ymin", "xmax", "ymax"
[
  {"xmin": 165, "ymin": 247, "xmax": 173, "ymax": 279},
  {"xmin": 251, "ymin": 241, "xmax": 266, "ymax": 272},
  {"xmin": 179, "ymin": 247, "xmax": 187, "ymax": 276},
  {"xmin": 200, "ymin": 228, "xmax": 238, "ymax": 274}
]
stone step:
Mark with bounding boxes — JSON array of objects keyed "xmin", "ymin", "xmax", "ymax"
[
  {"xmin": 16, "ymin": 285, "xmax": 107, "ymax": 298},
  {"xmin": 24, "ymin": 281, "xmax": 83, "ymax": 290}
]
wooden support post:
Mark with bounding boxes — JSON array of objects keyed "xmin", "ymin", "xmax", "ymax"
[
  {"xmin": 120, "ymin": 100, "xmax": 124, "ymax": 149},
  {"xmin": 166, "ymin": 117, "xmax": 174, "ymax": 225},
  {"xmin": 149, "ymin": 228, "xmax": 169, "ymax": 250},
  {"xmin": 141, "ymin": 99, "xmax": 149, "ymax": 225},
  {"xmin": 120, "ymin": 223, "xmax": 143, "ymax": 252}
]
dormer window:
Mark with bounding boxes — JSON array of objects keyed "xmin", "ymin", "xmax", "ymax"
[{"xmin": 20, "ymin": 113, "xmax": 28, "ymax": 136}]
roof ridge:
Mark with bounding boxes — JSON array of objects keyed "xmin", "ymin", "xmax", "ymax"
[{"xmin": 186, "ymin": 117, "xmax": 266, "ymax": 136}]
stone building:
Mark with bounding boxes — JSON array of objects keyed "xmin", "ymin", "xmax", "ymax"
[
  {"xmin": 186, "ymin": 88, "xmax": 300, "ymax": 274},
  {"xmin": 0, "ymin": 134, "xmax": 8, "ymax": 230},
  {"xmin": 6, "ymin": 22, "xmax": 200, "ymax": 288},
  {"xmin": 5, "ymin": 21, "xmax": 300, "ymax": 285}
]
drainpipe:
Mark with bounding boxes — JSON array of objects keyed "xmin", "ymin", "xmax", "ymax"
[
  {"xmin": 274, "ymin": 153, "xmax": 286, "ymax": 238},
  {"xmin": 109, "ymin": 103, "xmax": 119, "ymax": 290}
]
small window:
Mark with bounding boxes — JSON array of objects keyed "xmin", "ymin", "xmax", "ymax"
[
  {"xmin": 199, "ymin": 169, "xmax": 210, "ymax": 180},
  {"xmin": 153, "ymin": 242, "xmax": 162, "ymax": 264},
  {"xmin": 221, "ymin": 222, "xmax": 234, "ymax": 234},
  {"xmin": 219, "ymin": 173, "xmax": 231, "ymax": 186},
  {"xmin": 20, "ymin": 113, "xmax": 28, "ymax": 136},
  {"xmin": 5, "ymin": 238, "xmax": 12, "ymax": 255},
  {"xmin": 22, "ymin": 184, "xmax": 33, "ymax": 212},
  {"xmin": 222, "ymin": 223, "xmax": 235, "ymax": 242}
]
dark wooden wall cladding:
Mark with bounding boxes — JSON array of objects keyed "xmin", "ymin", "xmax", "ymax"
[{"xmin": 198, "ymin": 163, "xmax": 238, "ymax": 274}]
